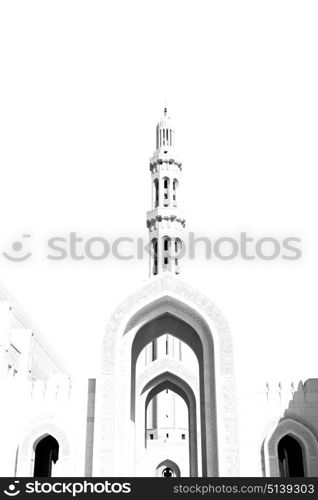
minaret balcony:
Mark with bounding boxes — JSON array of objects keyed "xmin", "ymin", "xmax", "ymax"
[
  {"xmin": 146, "ymin": 207, "xmax": 186, "ymax": 226},
  {"xmin": 150, "ymin": 153, "xmax": 182, "ymax": 172}
]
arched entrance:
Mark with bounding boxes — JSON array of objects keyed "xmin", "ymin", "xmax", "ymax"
[
  {"xmin": 16, "ymin": 420, "xmax": 71, "ymax": 476},
  {"xmin": 156, "ymin": 459, "xmax": 181, "ymax": 477},
  {"xmin": 130, "ymin": 312, "xmax": 214, "ymax": 476},
  {"xmin": 263, "ymin": 418, "xmax": 318, "ymax": 477},
  {"xmin": 34, "ymin": 435, "xmax": 59, "ymax": 477},
  {"xmin": 278, "ymin": 435, "xmax": 304, "ymax": 477},
  {"xmin": 95, "ymin": 276, "xmax": 238, "ymax": 477},
  {"xmin": 139, "ymin": 371, "xmax": 198, "ymax": 476}
]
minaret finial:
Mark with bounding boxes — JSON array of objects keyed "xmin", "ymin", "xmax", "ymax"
[{"xmin": 163, "ymin": 99, "xmax": 168, "ymax": 117}]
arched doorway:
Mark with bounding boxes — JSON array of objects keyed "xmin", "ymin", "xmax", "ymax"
[
  {"xmin": 16, "ymin": 421, "xmax": 71, "ymax": 476},
  {"xmin": 156, "ymin": 459, "xmax": 181, "ymax": 477},
  {"xmin": 141, "ymin": 372, "xmax": 198, "ymax": 476},
  {"xmin": 130, "ymin": 312, "xmax": 214, "ymax": 476},
  {"xmin": 34, "ymin": 435, "xmax": 59, "ymax": 477},
  {"xmin": 278, "ymin": 435, "xmax": 304, "ymax": 477},
  {"xmin": 263, "ymin": 417, "xmax": 318, "ymax": 476},
  {"xmin": 97, "ymin": 279, "xmax": 238, "ymax": 477}
]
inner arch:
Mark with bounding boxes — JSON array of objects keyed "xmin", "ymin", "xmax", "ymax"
[
  {"xmin": 131, "ymin": 312, "xmax": 204, "ymax": 422},
  {"xmin": 143, "ymin": 372, "xmax": 198, "ymax": 476},
  {"xmin": 129, "ymin": 310, "xmax": 217, "ymax": 476}
]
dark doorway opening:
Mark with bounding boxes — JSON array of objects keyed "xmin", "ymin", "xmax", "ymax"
[
  {"xmin": 34, "ymin": 435, "xmax": 59, "ymax": 477},
  {"xmin": 162, "ymin": 467, "xmax": 174, "ymax": 477},
  {"xmin": 278, "ymin": 434, "xmax": 305, "ymax": 477}
]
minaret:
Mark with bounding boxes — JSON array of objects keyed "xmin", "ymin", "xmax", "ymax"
[
  {"xmin": 147, "ymin": 108, "xmax": 186, "ymax": 276},
  {"xmin": 145, "ymin": 109, "xmax": 188, "ymax": 445}
]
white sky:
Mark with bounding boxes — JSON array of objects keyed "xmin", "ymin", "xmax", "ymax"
[{"xmin": 0, "ymin": 1, "xmax": 317, "ymax": 386}]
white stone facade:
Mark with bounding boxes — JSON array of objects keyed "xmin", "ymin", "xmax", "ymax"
[{"xmin": 0, "ymin": 110, "xmax": 317, "ymax": 478}]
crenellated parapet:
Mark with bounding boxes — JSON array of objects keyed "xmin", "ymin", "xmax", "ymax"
[
  {"xmin": 2, "ymin": 374, "xmax": 73, "ymax": 404},
  {"xmin": 261, "ymin": 379, "xmax": 318, "ymax": 408}
]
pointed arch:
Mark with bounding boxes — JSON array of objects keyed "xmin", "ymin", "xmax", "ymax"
[
  {"xmin": 156, "ymin": 459, "xmax": 181, "ymax": 477},
  {"xmin": 278, "ymin": 434, "xmax": 304, "ymax": 477},
  {"xmin": 16, "ymin": 420, "xmax": 71, "ymax": 477},
  {"xmin": 150, "ymin": 238, "xmax": 158, "ymax": 276},
  {"xmin": 140, "ymin": 371, "xmax": 198, "ymax": 476},
  {"xmin": 172, "ymin": 178, "xmax": 179, "ymax": 206},
  {"xmin": 126, "ymin": 299, "xmax": 217, "ymax": 476},
  {"xmin": 153, "ymin": 178, "xmax": 159, "ymax": 208},
  {"xmin": 162, "ymin": 177, "xmax": 170, "ymax": 207},
  {"xmin": 263, "ymin": 418, "xmax": 318, "ymax": 477},
  {"xmin": 162, "ymin": 236, "xmax": 171, "ymax": 269},
  {"xmin": 97, "ymin": 275, "xmax": 238, "ymax": 477},
  {"xmin": 33, "ymin": 435, "xmax": 59, "ymax": 477}
]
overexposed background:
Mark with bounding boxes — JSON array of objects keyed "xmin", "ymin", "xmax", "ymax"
[{"xmin": 0, "ymin": 1, "xmax": 317, "ymax": 384}]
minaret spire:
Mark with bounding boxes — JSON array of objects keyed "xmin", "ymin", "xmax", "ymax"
[{"xmin": 147, "ymin": 109, "xmax": 186, "ymax": 276}]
